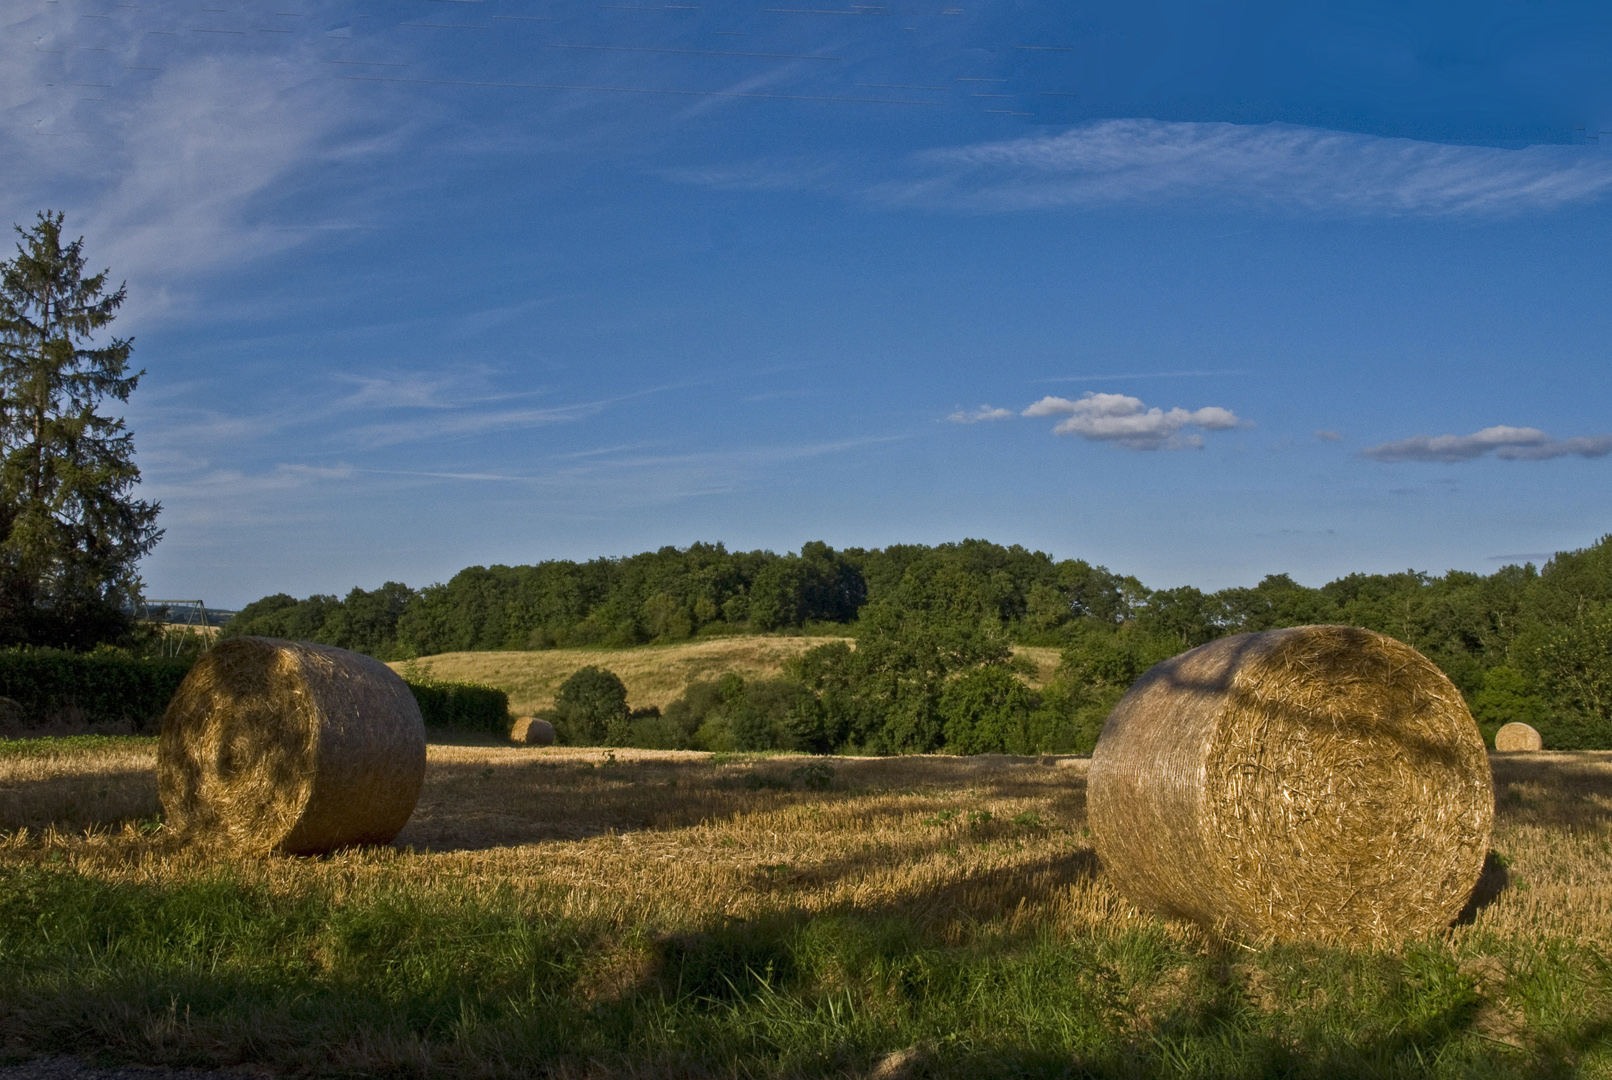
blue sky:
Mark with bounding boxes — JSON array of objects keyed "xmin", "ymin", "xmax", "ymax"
[{"xmin": 4, "ymin": 0, "xmax": 1611, "ymax": 606}]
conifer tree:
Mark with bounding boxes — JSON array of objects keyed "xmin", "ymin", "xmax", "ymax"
[{"xmin": 0, "ymin": 211, "xmax": 161, "ymax": 647}]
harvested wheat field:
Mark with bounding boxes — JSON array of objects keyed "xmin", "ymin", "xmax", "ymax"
[
  {"xmin": 0, "ymin": 738, "xmax": 1609, "ymax": 1078},
  {"xmin": 387, "ymin": 638, "xmax": 1062, "ymax": 716},
  {"xmin": 387, "ymin": 636, "xmax": 852, "ymax": 715}
]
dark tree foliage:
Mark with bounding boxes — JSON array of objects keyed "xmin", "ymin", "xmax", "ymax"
[
  {"xmin": 552, "ymin": 665, "xmax": 629, "ymax": 745},
  {"xmin": 748, "ymin": 541, "xmax": 865, "ymax": 631},
  {"xmin": 658, "ymin": 673, "xmax": 825, "ymax": 753},
  {"xmin": 231, "ymin": 533, "xmax": 1612, "ymax": 750},
  {"xmin": 0, "ymin": 212, "xmax": 161, "ymax": 648},
  {"xmin": 939, "ymin": 665, "xmax": 1039, "ymax": 755}
]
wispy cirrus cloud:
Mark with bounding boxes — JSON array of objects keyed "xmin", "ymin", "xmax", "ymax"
[
  {"xmin": 1362, "ymin": 425, "xmax": 1612, "ymax": 463},
  {"xmin": 1022, "ymin": 392, "xmax": 1245, "ymax": 451},
  {"xmin": 680, "ymin": 119, "xmax": 1612, "ymax": 218},
  {"xmin": 1, "ymin": 2, "xmax": 408, "ymax": 309},
  {"xmin": 346, "ymin": 400, "xmax": 611, "ymax": 448},
  {"xmin": 877, "ymin": 120, "xmax": 1612, "ymax": 216},
  {"xmin": 670, "ymin": 119, "xmax": 1612, "ymax": 217}
]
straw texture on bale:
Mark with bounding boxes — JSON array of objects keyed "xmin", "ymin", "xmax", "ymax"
[
  {"xmin": 1088, "ymin": 625, "xmax": 1493, "ymax": 945},
  {"xmin": 1494, "ymin": 722, "xmax": 1543, "ymax": 752},
  {"xmin": 159, "ymin": 637, "xmax": 427, "ymax": 855},
  {"xmin": 510, "ymin": 716, "xmax": 555, "ymax": 746}
]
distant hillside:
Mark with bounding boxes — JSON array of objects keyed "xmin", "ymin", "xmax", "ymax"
[
  {"xmin": 389, "ymin": 636, "xmax": 849, "ymax": 716},
  {"xmin": 389, "ymin": 636, "xmax": 1062, "ymax": 716}
]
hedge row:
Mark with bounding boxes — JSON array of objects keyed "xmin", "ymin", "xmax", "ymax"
[
  {"xmin": 0, "ymin": 650, "xmax": 193, "ymax": 733},
  {"xmin": 0, "ymin": 648, "xmax": 509, "ymax": 738},
  {"xmin": 404, "ymin": 679, "xmax": 511, "ymax": 735}
]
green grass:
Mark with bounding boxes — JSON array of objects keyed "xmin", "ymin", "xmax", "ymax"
[
  {"xmin": 0, "ymin": 734, "xmax": 157, "ymax": 758},
  {"xmin": 0, "ymin": 863, "xmax": 1603, "ymax": 1079},
  {"xmin": 3, "ymin": 744, "xmax": 1610, "ymax": 1078}
]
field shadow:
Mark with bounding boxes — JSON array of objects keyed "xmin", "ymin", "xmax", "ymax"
[
  {"xmin": 1489, "ymin": 752, "xmax": 1612, "ymax": 829},
  {"xmin": 422, "ymin": 727, "xmax": 514, "ymax": 748},
  {"xmin": 0, "ymin": 769, "xmax": 160, "ymax": 832},
  {"xmin": 398, "ymin": 754, "xmax": 1090, "ymax": 853},
  {"xmin": 746, "ymin": 843, "xmax": 1101, "ymax": 919},
  {"xmin": 648, "ymin": 848, "xmax": 1103, "ymax": 1007}
]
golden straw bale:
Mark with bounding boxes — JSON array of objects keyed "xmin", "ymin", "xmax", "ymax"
[
  {"xmin": 1088, "ymin": 625, "xmax": 1493, "ymax": 945},
  {"xmin": 158, "ymin": 636, "xmax": 426, "ymax": 855},
  {"xmin": 1494, "ymin": 722, "xmax": 1543, "ymax": 752},
  {"xmin": 510, "ymin": 716, "xmax": 556, "ymax": 746}
]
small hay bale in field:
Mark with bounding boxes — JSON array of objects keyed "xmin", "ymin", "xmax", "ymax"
[
  {"xmin": 1494, "ymin": 722, "xmax": 1542, "ymax": 752},
  {"xmin": 511, "ymin": 716, "xmax": 556, "ymax": 746},
  {"xmin": 1088, "ymin": 625, "xmax": 1493, "ymax": 945},
  {"xmin": 158, "ymin": 636, "xmax": 426, "ymax": 855}
]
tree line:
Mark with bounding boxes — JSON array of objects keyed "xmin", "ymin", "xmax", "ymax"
[{"xmin": 229, "ymin": 534, "xmax": 1612, "ymax": 750}]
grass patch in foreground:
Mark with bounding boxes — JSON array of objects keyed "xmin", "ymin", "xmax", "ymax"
[
  {"xmin": 0, "ymin": 734, "xmax": 156, "ymax": 758},
  {"xmin": 0, "ymin": 750, "xmax": 1609, "ymax": 1077},
  {"xmin": 3, "ymin": 863, "xmax": 1601, "ymax": 1079}
]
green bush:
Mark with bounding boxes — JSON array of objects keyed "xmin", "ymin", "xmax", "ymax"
[
  {"xmin": 405, "ymin": 679, "xmax": 509, "ymax": 735},
  {"xmin": 939, "ymin": 664, "xmax": 1039, "ymax": 755},
  {"xmin": 619, "ymin": 711, "xmax": 689, "ymax": 750},
  {"xmin": 661, "ymin": 674, "xmax": 824, "ymax": 753},
  {"xmin": 0, "ymin": 648, "xmax": 193, "ymax": 733},
  {"xmin": 552, "ymin": 665, "xmax": 629, "ymax": 745}
]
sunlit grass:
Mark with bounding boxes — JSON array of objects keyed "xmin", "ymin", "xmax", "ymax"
[{"xmin": 0, "ymin": 742, "xmax": 1608, "ymax": 1077}]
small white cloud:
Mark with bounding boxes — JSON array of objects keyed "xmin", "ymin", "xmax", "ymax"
[
  {"xmin": 1022, "ymin": 392, "xmax": 1247, "ymax": 451},
  {"xmin": 1315, "ymin": 429, "xmax": 1343, "ymax": 442},
  {"xmin": 1362, "ymin": 425, "xmax": 1612, "ymax": 463},
  {"xmin": 947, "ymin": 405, "xmax": 1015, "ymax": 424}
]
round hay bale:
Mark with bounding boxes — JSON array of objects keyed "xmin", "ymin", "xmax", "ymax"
[
  {"xmin": 510, "ymin": 716, "xmax": 556, "ymax": 746},
  {"xmin": 158, "ymin": 636, "xmax": 426, "ymax": 855},
  {"xmin": 1494, "ymin": 722, "xmax": 1543, "ymax": 752},
  {"xmin": 1087, "ymin": 625, "xmax": 1493, "ymax": 945}
]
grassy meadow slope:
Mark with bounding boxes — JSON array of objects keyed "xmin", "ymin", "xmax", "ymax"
[
  {"xmin": 389, "ymin": 636, "xmax": 1064, "ymax": 715},
  {"xmin": 0, "ymin": 740, "xmax": 1608, "ymax": 1076}
]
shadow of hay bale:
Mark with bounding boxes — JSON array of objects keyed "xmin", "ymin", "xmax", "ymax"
[
  {"xmin": 1453, "ymin": 851, "xmax": 1510, "ymax": 925},
  {"xmin": 392, "ymin": 751, "xmax": 1092, "ymax": 854},
  {"xmin": 1489, "ymin": 751, "xmax": 1612, "ymax": 829}
]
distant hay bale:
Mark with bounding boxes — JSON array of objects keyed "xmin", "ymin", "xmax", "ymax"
[
  {"xmin": 158, "ymin": 636, "xmax": 426, "ymax": 855},
  {"xmin": 1494, "ymin": 722, "xmax": 1543, "ymax": 752},
  {"xmin": 510, "ymin": 716, "xmax": 556, "ymax": 746},
  {"xmin": 1088, "ymin": 625, "xmax": 1493, "ymax": 945}
]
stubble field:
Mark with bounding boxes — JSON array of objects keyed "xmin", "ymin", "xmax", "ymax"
[{"xmin": 0, "ymin": 738, "xmax": 1608, "ymax": 1078}]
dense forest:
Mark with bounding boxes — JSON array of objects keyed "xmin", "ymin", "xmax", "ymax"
[{"xmin": 226, "ymin": 535, "xmax": 1612, "ymax": 752}]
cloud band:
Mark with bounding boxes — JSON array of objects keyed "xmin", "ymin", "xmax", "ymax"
[{"xmin": 1362, "ymin": 425, "xmax": 1612, "ymax": 463}]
